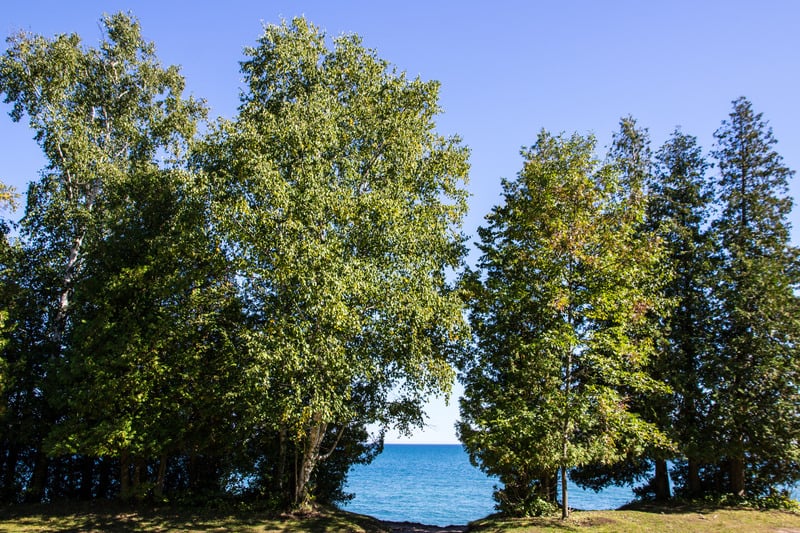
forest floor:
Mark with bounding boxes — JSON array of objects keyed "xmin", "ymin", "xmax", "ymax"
[{"xmin": 0, "ymin": 501, "xmax": 799, "ymax": 532}]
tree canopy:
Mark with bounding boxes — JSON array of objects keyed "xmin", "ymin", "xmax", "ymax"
[
  {"xmin": 0, "ymin": 11, "xmax": 797, "ymax": 518},
  {"xmin": 0, "ymin": 14, "xmax": 469, "ymax": 508},
  {"xmin": 458, "ymin": 131, "xmax": 671, "ymax": 518},
  {"xmin": 198, "ymin": 18, "xmax": 470, "ymax": 506}
]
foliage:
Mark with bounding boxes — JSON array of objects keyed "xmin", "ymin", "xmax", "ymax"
[
  {"xmin": 0, "ymin": 12, "xmax": 216, "ymax": 501},
  {"xmin": 1, "ymin": 9, "xmax": 798, "ymax": 516},
  {"xmin": 706, "ymin": 97, "xmax": 800, "ymax": 496},
  {"xmin": 196, "ymin": 17, "xmax": 469, "ymax": 507},
  {"xmin": 458, "ymin": 130, "xmax": 671, "ymax": 518}
]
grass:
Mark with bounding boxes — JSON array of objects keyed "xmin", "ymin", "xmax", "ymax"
[
  {"xmin": 0, "ymin": 501, "xmax": 799, "ymax": 532},
  {"xmin": 470, "ymin": 502, "xmax": 800, "ymax": 532},
  {"xmin": 0, "ymin": 502, "xmax": 387, "ymax": 532}
]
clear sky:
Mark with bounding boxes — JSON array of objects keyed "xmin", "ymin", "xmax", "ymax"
[{"xmin": 2, "ymin": 1, "xmax": 799, "ymax": 444}]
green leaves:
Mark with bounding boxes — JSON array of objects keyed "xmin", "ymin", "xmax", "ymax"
[
  {"xmin": 197, "ymin": 17, "xmax": 469, "ymax": 505},
  {"xmin": 459, "ymin": 129, "xmax": 670, "ymax": 516}
]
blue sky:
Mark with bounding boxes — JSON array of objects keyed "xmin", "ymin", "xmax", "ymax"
[{"xmin": 2, "ymin": 1, "xmax": 799, "ymax": 444}]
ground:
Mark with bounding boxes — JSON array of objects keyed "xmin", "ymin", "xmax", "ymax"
[{"xmin": 1, "ymin": 501, "xmax": 799, "ymax": 532}]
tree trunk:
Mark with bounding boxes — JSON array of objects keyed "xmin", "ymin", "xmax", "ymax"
[
  {"xmin": 154, "ymin": 454, "xmax": 168, "ymax": 499},
  {"xmin": 25, "ymin": 450, "xmax": 48, "ymax": 503},
  {"xmin": 714, "ymin": 460, "xmax": 726, "ymax": 493},
  {"xmin": 654, "ymin": 459, "xmax": 670, "ymax": 501},
  {"xmin": 560, "ymin": 465, "xmax": 569, "ymax": 520},
  {"xmin": 79, "ymin": 456, "xmax": 93, "ymax": 500},
  {"xmin": 293, "ymin": 415, "xmax": 327, "ymax": 508},
  {"xmin": 133, "ymin": 457, "xmax": 146, "ymax": 498},
  {"xmin": 278, "ymin": 427, "xmax": 288, "ymax": 493},
  {"xmin": 120, "ymin": 450, "xmax": 131, "ymax": 500},
  {"xmin": 687, "ymin": 457, "xmax": 701, "ymax": 498},
  {"xmin": 729, "ymin": 455, "xmax": 745, "ymax": 496},
  {"xmin": 536, "ymin": 470, "xmax": 558, "ymax": 503}
]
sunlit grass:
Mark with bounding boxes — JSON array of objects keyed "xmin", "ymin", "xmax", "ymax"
[{"xmin": 470, "ymin": 504, "xmax": 800, "ymax": 532}]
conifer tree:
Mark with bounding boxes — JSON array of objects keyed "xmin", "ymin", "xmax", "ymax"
[
  {"xmin": 569, "ymin": 117, "xmax": 668, "ymax": 500},
  {"xmin": 649, "ymin": 130, "xmax": 715, "ymax": 497},
  {"xmin": 709, "ymin": 97, "xmax": 800, "ymax": 496}
]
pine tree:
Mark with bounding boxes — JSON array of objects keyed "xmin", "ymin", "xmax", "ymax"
[{"xmin": 709, "ymin": 97, "xmax": 800, "ymax": 496}]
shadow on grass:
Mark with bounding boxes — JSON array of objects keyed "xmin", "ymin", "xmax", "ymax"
[
  {"xmin": 470, "ymin": 513, "xmax": 617, "ymax": 533},
  {"xmin": 617, "ymin": 499, "xmax": 777, "ymax": 515},
  {"xmin": 0, "ymin": 501, "xmax": 392, "ymax": 533}
]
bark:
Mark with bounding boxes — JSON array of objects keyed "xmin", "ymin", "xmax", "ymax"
[
  {"xmin": 653, "ymin": 459, "xmax": 670, "ymax": 501},
  {"xmin": 278, "ymin": 427, "xmax": 287, "ymax": 492},
  {"xmin": 79, "ymin": 456, "xmax": 93, "ymax": 500},
  {"xmin": 536, "ymin": 471, "xmax": 558, "ymax": 503},
  {"xmin": 714, "ymin": 460, "xmax": 726, "ymax": 493},
  {"xmin": 133, "ymin": 457, "xmax": 146, "ymax": 490},
  {"xmin": 729, "ymin": 455, "xmax": 746, "ymax": 496},
  {"xmin": 293, "ymin": 414, "xmax": 328, "ymax": 507},
  {"xmin": 687, "ymin": 457, "xmax": 702, "ymax": 498},
  {"xmin": 561, "ymin": 322, "xmax": 573, "ymax": 520},
  {"xmin": 51, "ymin": 162, "xmax": 100, "ymax": 350},
  {"xmin": 154, "ymin": 454, "xmax": 168, "ymax": 499}
]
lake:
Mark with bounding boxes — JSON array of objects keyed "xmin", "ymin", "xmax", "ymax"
[{"xmin": 342, "ymin": 444, "xmax": 636, "ymax": 526}]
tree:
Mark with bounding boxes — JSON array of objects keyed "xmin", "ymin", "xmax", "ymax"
[
  {"xmin": 570, "ymin": 117, "xmax": 672, "ymax": 501},
  {"xmin": 459, "ymin": 131, "xmax": 670, "ymax": 519},
  {"xmin": 0, "ymin": 12, "xmax": 206, "ymax": 500},
  {"xmin": 0, "ymin": 182, "xmax": 16, "ymax": 388},
  {"xmin": 198, "ymin": 18, "xmax": 470, "ymax": 507},
  {"xmin": 0, "ymin": 183, "xmax": 17, "ymax": 445},
  {"xmin": 708, "ymin": 97, "xmax": 800, "ymax": 497},
  {"xmin": 648, "ymin": 129, "xmax": 715, "ymax": 498}
]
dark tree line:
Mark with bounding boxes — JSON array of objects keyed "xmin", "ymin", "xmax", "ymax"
[{"xmin": 458, "ymin": 99, "xmax": 800, "ymax": 516}]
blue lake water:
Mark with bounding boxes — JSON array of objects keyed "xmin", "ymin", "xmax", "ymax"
[
  {"xmin": 343, "ymin": 444, "xmax": 800, "ymax": 526},
  {"xmin": 342, "ymin": 444, "xmax": 636, "ymax": 526}
]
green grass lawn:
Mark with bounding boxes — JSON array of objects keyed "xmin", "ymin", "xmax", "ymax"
[
  {"xmin": 471, "ymin": 507, "xmax": 800, "ymax": 532},
  {"xmin": 0, "ymin": 502, "xmax": 385, "ymax": 532},
  {"xmin": 1, "ymin": 501, "xmax": 799, "ymax": 532}
]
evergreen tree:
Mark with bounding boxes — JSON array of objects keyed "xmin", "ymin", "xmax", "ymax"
[
  {"xmin": 648, "ymin": 130, "xmax": 715, "ymax": 498},
  {"xmin": 569, "ymin": 117, "xmax": 666, "ymax": 500},
  {"xmin": 709, "ymin": 97, "xmax": 800, "ymax": 496}
]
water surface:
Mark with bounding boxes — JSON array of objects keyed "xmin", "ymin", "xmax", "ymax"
[{"xmin": 342, "ymin": 444, "xmax": 635, "ymax": 526}]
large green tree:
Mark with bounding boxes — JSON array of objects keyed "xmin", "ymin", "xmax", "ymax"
[
  {"xmin": 648, "ymin": 129, "xmax": 715, "ymax": 498},
  {"xmin": 0, "ymin": 13, "xmax": 207, "ymax": 500},
  {"xmin": 708, "ymin": 97, "xmax": 800, "ymax": 496},
  {"xmin": 198, "ymin": 18, "xmax": 470, "ymax": 507},
  {"xmin": 569, "ymin": 117, "xmax": 670, "ymax": 501},
  {"xmin": 459, "ymin": 131, "xmax": 670, "ymax": 519}
]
